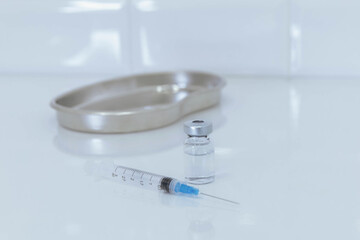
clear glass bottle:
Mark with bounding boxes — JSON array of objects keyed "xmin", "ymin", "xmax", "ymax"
[{"xmin": 184, "ymin": 120, "xmax": 215, "ymax": 184}]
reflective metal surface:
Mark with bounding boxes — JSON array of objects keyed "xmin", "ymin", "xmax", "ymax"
[{"xmin": 51, "ymin": 71, "xmax": 225, "ymax": 133}]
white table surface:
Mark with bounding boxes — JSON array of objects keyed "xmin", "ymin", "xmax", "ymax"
[{"xmin": 1, "ymin": 75, "xmax": 359, "ymax": 240}]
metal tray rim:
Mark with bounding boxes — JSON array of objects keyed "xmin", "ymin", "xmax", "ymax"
[
  {"xmin": 50, "ymin": 70, "xmax": 225, "ymax": 116},
  {"xmin": 51, "ymin": 70, "xmax": 226, "ymax": 133}
]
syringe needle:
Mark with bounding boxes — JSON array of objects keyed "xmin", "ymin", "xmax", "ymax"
[{"xmin": 200, "ymin": 192, "xmax": 239, "ymax": 205}]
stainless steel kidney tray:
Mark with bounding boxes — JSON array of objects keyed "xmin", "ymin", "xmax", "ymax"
[{"xmin": 51, "ymin": 71, "xmax": 225, "ymax": 133}]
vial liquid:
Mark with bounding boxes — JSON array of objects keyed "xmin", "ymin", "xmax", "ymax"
[{"xmin": 184, "ymin": 120, "xmax": 215, "ymax": 184}]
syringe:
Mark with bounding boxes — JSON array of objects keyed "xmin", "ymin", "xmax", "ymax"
[{"xmin": 101, "ymin": 164, "xmax": 238, "ymax": 205}]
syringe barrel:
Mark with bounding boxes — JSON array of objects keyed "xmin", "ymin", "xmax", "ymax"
[
  {"xmin": 106, "ymin": 164, "xmax": 200, "ymax": 196},
  {"xmin": 112, "ymin": 165, "xmax": 164, "ymax": 192}
]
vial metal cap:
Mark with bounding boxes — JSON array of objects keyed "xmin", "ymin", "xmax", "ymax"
[{"xmin": 184, "ymin": 120, "xmax": 212, "ymax": 136}]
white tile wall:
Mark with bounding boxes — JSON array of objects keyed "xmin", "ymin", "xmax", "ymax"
[
  {"xmin": 130, "ymin": 0, "xmax": 289, "ymax": 75},
  {"xmin": 0, "ymin": 0, "xmax": 359, "ymax": 77},
  {"xmin": 290, "ymin": 0, "xmax": 360, "ymax": 76},
  {"xmin": 0, "ymin": 0, "xmax": 130, "ymax": 75}
]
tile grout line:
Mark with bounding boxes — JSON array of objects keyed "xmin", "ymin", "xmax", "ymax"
[
  {"xmin": 287, "ymin": 0, "xmax": 293, "ymax": 79},
  {"xmin": 127, "ymin": 0, "xmax": 134, "ymax": 74}
]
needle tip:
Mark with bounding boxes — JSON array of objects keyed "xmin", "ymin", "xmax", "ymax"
[{"xmin": 200, "ymin": 192, "xmax": 239, "ymax": 205}]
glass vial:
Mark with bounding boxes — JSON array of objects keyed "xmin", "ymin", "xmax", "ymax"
[{"xmin": 183, "ymin": 120, "xmax": 215, "ymax": 184}]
